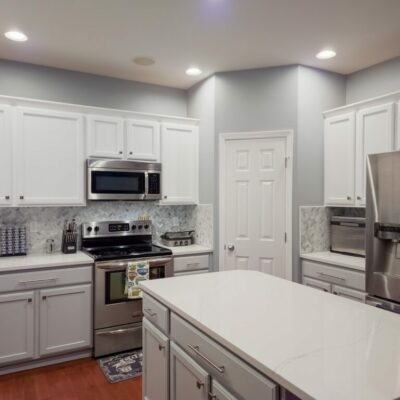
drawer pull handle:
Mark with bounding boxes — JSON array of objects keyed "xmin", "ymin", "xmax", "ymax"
[
  {"xmin": 18, "ymin": 278, "xmax": 58, "ymax": 285},
  {"xmin": 208, "ymin": 393, "xmax": 217, "ymax": 400},
  {"xmin": 317, "ymin": 272, "xmax": 345, "ymax": 282},
  {"xmin": 196, "ymin": 381, "xmax": 204, "ymax": 389},
  {"xmin": 97, "ymin": 327, "xmax": 142, "ymax": 336},
  {"xmin": 144, "ymin": 308, "xmax": 157, "ymax": 317},
  {"xmin": 188, "ymin": 344, "xmax": 225, "ymax": 373},
  {"xmin": 187, "ymin": 263, "xmax": 200, "ymax": 268},
  {"xmin": 158, "ymin": 344, "xmax": 165, "ymax": 351}
]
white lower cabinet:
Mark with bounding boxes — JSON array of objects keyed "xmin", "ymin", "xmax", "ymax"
[
  {"xmin": 143, "ymin": 318, "xmax": 169, "ymax": 400},
  {"xmin": 170, "ymin": 341, "xmax": 210, "ymax": 400},
  {"xmin": 39, "ymin": 284, "xmax": 92, "ymax": 356},
  {"xmin": 0, "ymin": 291, "xmax": 35, "ymax": 364}
]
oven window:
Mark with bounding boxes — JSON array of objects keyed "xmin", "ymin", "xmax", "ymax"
[{"xmin": 91, "ymin": 171, "xmax": 145, "ymax": 194}]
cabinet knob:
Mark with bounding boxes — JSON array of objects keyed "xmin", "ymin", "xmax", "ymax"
[
  {"xmin": 208, "ymin": 394, "xmax": 217, "ymax": 400},
  {"xmin": 20, "ymin": 195, "xmax": 24, "ymax": 200},
  {"xmin": 196, "ymin": 381, "xmax": 205, "ymax": 389},
  {"xmin": 158, "ymin": 344, "xmax": 165, "ymax": 351},
  {"xmin": 347, "ymin": 196, "xmax": 352, "ymax": 201},
  {"xmin": 27, "ymin": 298, "xmax": 32, "ymax": 303},
  {"xmin": 357, "ymin": 196, "xmax": 362, "ymax": 201},
  {"xmin": 164, "ymin": 195, "xmax": 167, "ymax": 199},
  {"xmin": 119, "ymin": 151, "xmax": 123, "ymax": 154},
  {"xmin": 129, "ymin": 151, "xmax": 133, "ymax": 155},
  {"xmin": 42, "ymin": 296, "xmax": 47, "ymax": 300},
  {"xmin": 5, "ymin": 195, "xmax": 10, "ymax": 200},
  {"xmin": 333, "ymin": 291, "xmax": 338, "ymax": 295}
]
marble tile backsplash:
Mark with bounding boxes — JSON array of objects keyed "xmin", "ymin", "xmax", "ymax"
[{"xmin": 0, "ymin": 203, "xmax": 213, "ymax": 254}]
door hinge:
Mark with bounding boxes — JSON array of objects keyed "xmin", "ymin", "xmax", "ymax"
[{"xmin": 284, "ymin": 232, "xmax": 287, "ymax": 243}]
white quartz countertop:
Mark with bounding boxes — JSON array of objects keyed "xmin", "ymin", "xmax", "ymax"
[
  {"xmin": 0, "ymin": 251, "xmax": 94, "ymax": 272},
  {"xmin": 301, "ymin": 251, "xmax": 365, "ymax": 271},
  {"xmin": 140, "ymin": 270, "xmax": 400, "ymax": 400},
  {"xmin": 157, "ymin": 243, "xmax": 213, "ymax": 256}
]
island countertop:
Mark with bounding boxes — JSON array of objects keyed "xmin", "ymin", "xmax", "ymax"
[{"xmin": 140, "ymin": 270, "xmax": 400, "ymax": 400}]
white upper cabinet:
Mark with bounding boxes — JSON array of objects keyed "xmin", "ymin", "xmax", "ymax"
[
  {"xmin": 324, "ymin": 112, "xmax": 356, "ymax": 206},
  {"xmin": 15, "ymin": 107, "xmax": 85, "ymax": 206},
  {"xmin": 161, "ymin": 123, "xmax": 199, "ymax": 205},
  {"xmin": 0, "ymin": 106, "xmax": 12, "ymax": 206},
  {"xmin": 355, "ymin": 103, "xmax": 395, "ymax": 206},
  {"xmin": 87, "ymin": 115, "xmax": 124, "ymax": 159},
  {"xmin": 126, "ymin": 119, "xmax": 160, "ymax": 161}
]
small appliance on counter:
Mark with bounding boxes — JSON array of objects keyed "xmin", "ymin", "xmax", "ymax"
[
  {"xmin": 161, "ymin": 230, "xmax": 195, "ymax": 247},
  {"xmin": 330, "ymin": 216, "xmax": 365, "ymax": 257},
  {"xmin": 0, "ymin": 225, "xmax": 27, "ymax": 257},
  {"xmin": 62, "ymin": 219, "xmax": 78, "ymax": 254}
]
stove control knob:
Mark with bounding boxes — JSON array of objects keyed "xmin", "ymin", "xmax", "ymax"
[
  {"xmin": 174, "ymin": 241, "xmax": 179, "ymax": 246},
  {"xmin": 131, "ymin": 225, "xmax": 136, "ymax": 230},
  {"xmin": 87, "ymin": 226, "xmax": 93, "ymax": 233},
  {"xmin": 144, "ymin": 224, "xmax": 149, "ymax": 230},
  {"xmin": 94, "ymin": 226, "xmax": 100, "ymax": 233},
  {"xmin": 138, "ymin": 225, "xmax": 143, "ymax": 230}
]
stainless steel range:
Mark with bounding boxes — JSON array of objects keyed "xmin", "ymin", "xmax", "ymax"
[{"xmin": 81, "ymin": 220, "xmax": 173, "ymax": 357}]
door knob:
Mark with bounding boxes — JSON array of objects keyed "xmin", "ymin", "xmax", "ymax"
[{"xmin": 227, "ymin": 244, "xmax": 235, "ymax": 251}]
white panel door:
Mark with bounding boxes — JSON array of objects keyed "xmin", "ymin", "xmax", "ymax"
[
  {"xmin": 39, "ymin": 284, "xmax": 92, "ymax": 356},
  {"xmin": 0, "ymin": 291, "xmax": 35, "ymax": 365},
  {"xmin": 170, "ymin": 341, "xmax": 210, "ymax": 400},
  {"xmin": 87, "ymin": 115, "xmax": 124, "ymax": 159},
  {"xmin": 223, "ymin": 137, "xmax": 286, "ymax": 278},
  {"xmin": 355, "ymin": 103, "xmax": 395, "ymax": 206},
  {"xmin": 324, "ymin": 112, "xmax": 356, "ymax": 206},
  {"xmin": 143, "ymin": 318, "xmax": 169, "ymax": 400},
  {"xmin": 0, "ymin": 105, "xmax": 12, "ymax": 206},
  {"xmin": 161, "ymin": 123, "xmax": 199, "ymax": 204},
  {"xmin": 15, "ymin": 107, "xmax": 85, "ymax": 206},
  {"xmin": 126, "ymin": 120, "xmax": 160, "ymax": 161}
]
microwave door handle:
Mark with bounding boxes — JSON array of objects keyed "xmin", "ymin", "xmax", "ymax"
[{"xmin": 144, "ymin": 171, "xmax": 149, "ymax": 198}]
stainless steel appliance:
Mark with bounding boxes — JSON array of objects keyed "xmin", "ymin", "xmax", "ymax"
[
  {"xmin": 87, "ymin": 159, "xmax": 161, "ymax": 201},
  {"xmin": 161, "ymin": 230, "xmax": 195, "ymax": 247},
  {"xmin": 365, "ymin": 151, "xmax": 400, "ymax": 313},
  {"xmin": 330, "ymin": 216, "xmax": 365, "ymax": 257},
  {"xmin": 81, "ymin": 220, "xmax": 173, "ymax": 357}
]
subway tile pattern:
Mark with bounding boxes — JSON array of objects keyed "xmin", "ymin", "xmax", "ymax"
[{"xmin": 0, "ymin": 203, "xmax": 213, "ymax": 254}]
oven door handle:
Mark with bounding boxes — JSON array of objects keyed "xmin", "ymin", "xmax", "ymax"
[
  {"xmin": 96, "ymin": 257, "xmax": 172, "ymax": 270},
  {"xmin": 97, "ymin": 326, "xmax": 142, "ymax": 336}
]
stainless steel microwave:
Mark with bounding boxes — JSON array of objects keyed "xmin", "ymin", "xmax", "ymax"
[{"xmin": 87, "ymin": 159, "xmax": 161, "ymax": 201}]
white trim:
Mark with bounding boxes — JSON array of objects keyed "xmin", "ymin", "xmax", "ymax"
[{"xmin": 218, "ymin": 130, "xmax": 293, "ymax": 281}]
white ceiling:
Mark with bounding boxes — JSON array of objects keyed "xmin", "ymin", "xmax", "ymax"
[{"xmin": 0, "ymin": 0, "xmax": 399, "ymax": 89}]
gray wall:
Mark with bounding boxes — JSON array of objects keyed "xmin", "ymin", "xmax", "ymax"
[
  {"xmin": 0, "ymin": 59, "xmax": 187, "ymax": 116},
  {"xmin": 346, "ymin": 56, "xmax": 400, "ymax": 103},
  {"xmin": 187, "ymin": 76, "xmax": 216, "ymax": 205}
]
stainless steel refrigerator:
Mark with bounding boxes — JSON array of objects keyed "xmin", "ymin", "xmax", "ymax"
[{"xmin": 366, "ymin": 150, "xmax": 400, "ymax": 314}]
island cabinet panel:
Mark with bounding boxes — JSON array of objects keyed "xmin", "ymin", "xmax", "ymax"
[
  {"xmin": 170, "ymin": 313, "xmax": 278, "ymax": 400},
  {"xmin": 170, "ymin": 341, "xmax": 210, "ymax": 400},
  {"xmin": 143, "ymin": 293, "xmax": 169, "ymax": 334},
  {"xmin": 143, "ymin": 318, "xmax": 169, "ymax": 400}
]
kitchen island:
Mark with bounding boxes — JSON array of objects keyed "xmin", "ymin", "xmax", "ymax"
[{"xmin": 140, "ymin": 270, "xmax": 400, "ymax": 400}]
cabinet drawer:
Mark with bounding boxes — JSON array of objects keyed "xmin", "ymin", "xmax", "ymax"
[
  {"xmin": 171, "ymin": 313, "xmax": 278, "ymax": 400},
  {"xmin": 0, "ymin": 266, "xmax": 92, "ymax": 294},
  {"xmin": 302, "ymin": 260, "xmax": 365, "ymax": 291},
  {"xmin": 143, "ymin": 293, "xmax": 169, "ymax": 334},
  {"xmin": 332, "ymin": 285, "xmax": 366, "ymax": 303},
  {"xmin": 303, "ymin": 276, "xmax": 331, "ymax": 293},
  {"xmin": 174, "ymin": 255, "xmax": 210, "ymax": 273}
]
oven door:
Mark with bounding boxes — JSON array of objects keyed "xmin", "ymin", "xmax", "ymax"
[
  {"xmin": 94, "ymin": 257, "xmax": 173, "ymax": 330},
  {"xmin": 88, "ymin": 167, "xmax": 147, "ymax": 200}
]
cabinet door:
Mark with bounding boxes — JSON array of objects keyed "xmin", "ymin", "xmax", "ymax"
[
  {"xmin": 126, "ymin": 120, "xmax": 160, "ymax": 161},
  {"xmin": 211, "ymin": 380, "xmax": 239, "ymax": 400},
  {"xmin": 161, "ymin": 123, "xmax": 199, "ymax": 204},
  {"xmin": 332, "ymin": 285, "xmax": 366, "ymax": 303},
  {"xmin": 87, "ymin": 115, "xmax": 124, "ymax": 159},
  {"xmin": 0, "ymin": 291, "xmax": 35, "ymax": 365},
  {"xmin": 15, "ymin": 107, "xmax": 85, "ymax": 206},
  {"xmin": 39, "ymin": 284, "xmax": 92, "ymax": 356},
  {"xmin": 143, "ymin": 318, "xmax": 169, "ymax": 400},
  {"xmin": 170, "ymin": 341, "xmax": 210, "ymax": 400},
  {"xmin": 0, "ymin": 105, "xmax": 12, "ymax": 206},
  {"xmin": 303, "ymin": 276, "xmax": 331, "ymax": 293},
  {"xmin": 355, "ymin": 103, "xmax": 395, "ymax": 206},
  {"xmin": 324, "ymin": 112, "xmax": 356, "ymax": 206}
]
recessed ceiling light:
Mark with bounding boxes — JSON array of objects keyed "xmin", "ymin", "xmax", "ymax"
[
  {"xmin": 316, "ymin": 49, "xmax": 336, "ymax": 60},
  {"xmin": 133, "ymin": 57, "xmax": 155, "ymax": 66},
  {"xmin": 4, "ymin": 30, "xmax": 28, "ymax": 42},
  {"xmin": 186, "ymin": 67, "xmax": 202, "ymax": 76}
]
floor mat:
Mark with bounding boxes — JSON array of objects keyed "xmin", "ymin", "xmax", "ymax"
[{"xmin": 97, "ymin": 350, "xmax": 143, "ymax": 383}]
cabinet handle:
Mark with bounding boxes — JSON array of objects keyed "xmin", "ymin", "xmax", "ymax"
[
  {"xmin": 317, "ymin": 272, "xmax": 345, "ymax": 282},
  {"xmin": 5, "ymin": 196, "xmax": 10, "ymax": 200},
  {"xmin": 196, "ymin": 381, "xmax": 205, "ymax": 389},
  {"xmin": 208, "ymin": 394, "xmax": 217, "ymax": 400},
  {"xmin": 18, "ymin": 278, "xmax": 58, "ymax": 285},
  {"xmin": 144, "ymin": 308, "xmax": 157, "ymax": 317},
  {"xmin": 188, "ymin": 344, "xmax": 225, "ymax": 373},
  {"xmin": 20, "ymin": 195, "xmax": 24, "ymax": 200},
  {"xmin": 158, "ymin": 344, "xmax": 165, "ymax": 351}
]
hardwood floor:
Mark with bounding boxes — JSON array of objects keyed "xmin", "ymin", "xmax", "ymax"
[{"xmin": 0, "ymin": 358, "xmax": 142, "ymax": 400}]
